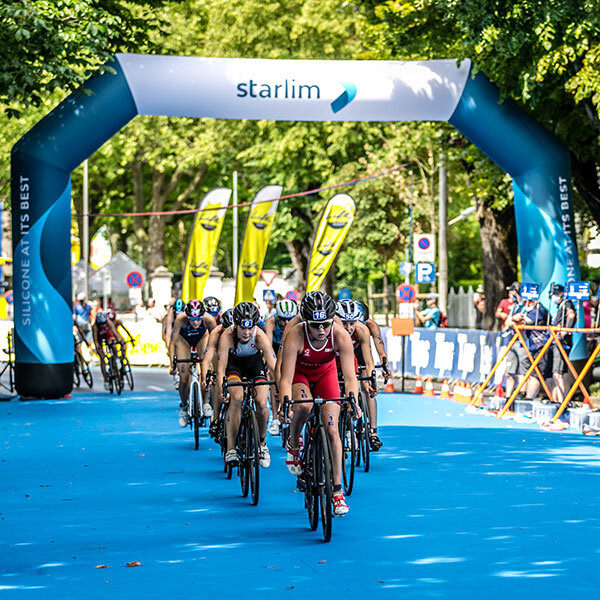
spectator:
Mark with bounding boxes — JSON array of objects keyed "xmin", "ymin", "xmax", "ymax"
[
  {"xmin": 73, "ymin": 292, "xmax": 92, "ymax": 343},
  {"xmin": 419, "ymin": 293, "xmax": 441, "ymax": 329},
  {"xmin": 474, "ymin": 284, "xmax": 485, "ymax": 329},
  {"xmin": 496, "ymin": 282, "xmax": 520, "ymax": 330},
  {"xmin": 502, "ymin": 296, "xmax": 528, "ymax": 399},
  {"xmin": 413, "ymin": 299, "xmax": 424, "ymax": 327},
  {"xmin": 146, "ymin": 297, "xmax": 164, "ymax": 323}
]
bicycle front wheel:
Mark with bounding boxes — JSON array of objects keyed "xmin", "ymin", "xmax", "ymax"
[
  {"xmin": 340, "ymin": 410, "xmax": 356, "ymax": 496},
  {"xmin": 248, "ymin": 410, "xmax": 260, "ymax": 506},
  {"xmin": 315, "ymin": 425, "xmax": 333, "ymax": 542},
  {"xmin": 239, "ymin": 419, "xmax": 249, "ymax": 497},
  {"xmin": 191, "ymin": 382, "xmax": 200, "ymax": 451},
  {"xmin": 110, "ymin": 354, "xmax": 123, "ymax": 396},
  {"xmin": 122, "ymin": 356, "xmax": 134, "ymax": 390},
  {"xmin": 78, "ymin": 352, "xmax": 93, "ymax": 388},
  {"xmin": 359, "ymin": 391, "xmax": 371, "ymax": 473}
]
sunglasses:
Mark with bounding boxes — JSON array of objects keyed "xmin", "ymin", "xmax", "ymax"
[
  {"xmin": 307, "ymin": 320, "xmax": 333, "ymax": 330},
  {"xmin": 188, "ymin": 316, "xmax": 202, "ymax": 322}
]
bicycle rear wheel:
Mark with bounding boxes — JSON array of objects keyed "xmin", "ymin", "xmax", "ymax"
[
  {"xmin": 191, "ymin": 382, "xmax": 200, "ymax": 451},
  {"xmin": 340, "ymin": 409, "xmax": 356, "ymax": 495},
  {"xmin": 73, "ymin": 361, "xmax": 81, "ymax": 387},
  {"xmin": 111, "ymin": 354, "xmax": 123, "ymax": 396},
  {"xmin": 304, "ymin": 434, "xmax": 318, "ymax": 531},
  {"xmin": 122, "ymin": 356, "xmax": 134, "ymax": 390},
  {"xmin": 315, "ymin": 425, "xmax": 333, "ymax": 542},
  {"xmin": 359, "ymin": 391, "xmax": 371, "ymax": 472},
  {"xmin": 78, "ymin": 352, "xmax": 93, "ymax": 388},
  {"xmin": 248, "ymin": 410, "xmax": 260, "ymax": 506},
  {"xmin": 238, "ymin": 419, "xmax": 249, "ymax": 497}
]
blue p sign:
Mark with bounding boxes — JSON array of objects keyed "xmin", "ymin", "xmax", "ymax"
[{"xmin": 415, "ymin": 262, "xmax": 436, "ymax": 284}]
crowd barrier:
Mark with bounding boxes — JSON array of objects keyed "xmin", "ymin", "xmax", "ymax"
[{"xmin": 380, "ymin": 326, "xmax": 508, "ymax": 385}]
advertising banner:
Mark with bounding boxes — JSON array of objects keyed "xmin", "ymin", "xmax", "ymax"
[
  {"xmin": 306, "ymin": 194, "xmax": 355, "ymax": 292},
  {"xmin": 182, "ymin": 188, "xmax": 231, "ymax": 302},
  {"xmin": 89, "ymin": 225, "xmax": 112, "ymax": 270},
  {"xmin": 382, "ymin": 326, "xmax": 509, "ymax": 385},
  {"xmin": 235, "ymin": 185, "xmax": 282, "ymax": 304}
]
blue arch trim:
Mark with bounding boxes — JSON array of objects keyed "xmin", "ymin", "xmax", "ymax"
[{"xmin": 449, "ymin": 71, "xmax": 584, "ymax": 359}]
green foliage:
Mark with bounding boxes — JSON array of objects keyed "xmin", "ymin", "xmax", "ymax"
[{"xmin": 0, "ymin": 0, "xmax": 165, "ymax": 115}]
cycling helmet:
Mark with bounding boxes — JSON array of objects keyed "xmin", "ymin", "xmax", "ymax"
[
  {"xmin": 336, "ymin": 300, "xmax": 361, "ymax": 322},
  {"xmin": 275, "ymin": 299, "xmax": 299, "ymax": 320},
  {"xmin": 203, "ymin": 296, "xmax": 221, "ymax": 316},
  {"xmin": 233, "ymin": 302, "xmax": 260, "ymax": 328},
  {"xmin": 221, "ymin": 308, "xmax": 234, "ymax": 329},
  {"xmin": 185, "ymin": 299, "xmax": 205, "ymax": 319},
  {"xmin": 174, "ymin": 298, "xmax": 185, "ymax": 314},
  {"xmin": 356, "ymin": 301, "xmax": 369, "ymax": 323},
  {"xmin": 95, "ymin": 310, "xmax": 108, "ymax": 324},
  {"xmin": 300, "ymin": 291, "xmax": 336, "ymax": 322}
]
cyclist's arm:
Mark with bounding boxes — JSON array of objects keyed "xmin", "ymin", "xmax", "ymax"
[
  {"xmin": 366, "ymin": 319, "xmax": 387, "ymax": 364},
  {"xmin": 169, "ymin": 313, "xmax": 185, "ymax": 369},
  {"xmin": 118, "ymin": 323, "xmax": 135, "ymax": 344},
  {"xmin": 264, "ymin": 316, "xmax": 275, "ymax": 344},
  {"xmin": 278, "ymin": 324, "xmax": 302, "ymax": 401},
  {"xmin": 334, "ymin": 324, "xmax": 359, "ymax": 401},
  {"xmin": 215, "ymin": 329, "xmax": 233, "ymax": 402},
  {"xmin": 201, "ymin": 328, "xmax": 220, "ymax": 383},
  {"xmin": 92, "ymin": 324, "xmax": 101, "ymax": 352},
  {"xmin": 109, "ymin": 320, "xmax": 123, "ymax": 344},
  {"xmin": 357, "ymin": 323, "xmax": 375, "ymax": 374},
  {"xmin": 255, "ymin": 328, "xmax": 277, "ymax": 377},
  {"xmin": 204, "ymin": 313, "xmax": 217, "ymax": 332}
]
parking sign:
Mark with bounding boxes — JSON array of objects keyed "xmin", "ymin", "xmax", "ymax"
[{"xmin": 415, "ymin": 262, "xmax": 436, "ymax": 284}]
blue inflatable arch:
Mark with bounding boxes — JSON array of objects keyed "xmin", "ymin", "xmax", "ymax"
[{"xmin": 11, "ymin": 54, "xmax": 580, "ymax": 397}]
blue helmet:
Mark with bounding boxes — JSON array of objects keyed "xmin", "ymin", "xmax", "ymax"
[{"xmin": 174, "ymin": 299, "xmax": 185, "ymax": 314}]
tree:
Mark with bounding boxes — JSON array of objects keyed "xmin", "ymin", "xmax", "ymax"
[{"xmin": 0, "ymin": 0, "xmax": 166, "ymax": 115}]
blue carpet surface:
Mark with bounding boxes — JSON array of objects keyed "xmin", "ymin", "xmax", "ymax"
[{"xmin": 2, "ymin": 391, "xmax": 599, "ymax": 598}]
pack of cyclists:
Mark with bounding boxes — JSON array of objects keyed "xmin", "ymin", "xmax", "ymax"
[{"xmin": 163, "ymin": 289, "xmax": 389, "ymax": 519}]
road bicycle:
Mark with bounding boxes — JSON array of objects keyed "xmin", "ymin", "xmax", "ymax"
[
  {"xmin": 118, "ymin": 338, "xmax": 135, "ymax": 391},
  {"xmin": 0, "ymin": 328, "xmax": 15, "ymax": 393},
  {"xmin": 173, "ymin": 353, "xmax": 203, "ymax": 450},
  {"xmin": 101, "ymin": 340, "xmax": 124, "ymax": 395},
  {"xmin": 283, "ymin": 392, "xmax": 356, "ymax": 543},
  {"xmin": 222, "ymin": 378, "xmax": 274, "ymax": 506},
  {"xmin": 73, "ymin": 339, "xmax": 93, "ymax": 389}
]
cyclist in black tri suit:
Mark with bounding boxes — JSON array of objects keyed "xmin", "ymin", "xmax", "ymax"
[
  {"xmin": 170, "ymin": 299, "xmax": 217, "ymax": 427},
  {"xmin": 216, "ymin": 302, "xmax": 277, "ymax": 468},
  {"xmin": 204, "ymin": 296, "xmax": 222, "ymax": 325}
]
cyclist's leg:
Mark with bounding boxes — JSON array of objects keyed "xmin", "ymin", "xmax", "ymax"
[
  {"xmin": 175, "ymin": 337, "xmax": 192, "ymax": 407},
  {"xmin": 313, "ymin": 362, "xmax": 343, "ymax": 487},
  {"xmin": 288, "ymin": 381, "xmax": 312, "ymax": 450},
  {"xmin": 224, "ymin": 377, "xmax": 243, "ymax": 452},
  {"xmin": 254, "ymin": 385, "xmax": 270, "ymax": 443},
  {"xmin": 97, "ymin": 343, "xmax": 108, "ymax": 382}
]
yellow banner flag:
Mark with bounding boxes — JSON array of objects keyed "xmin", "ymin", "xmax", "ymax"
[
  {"xmin": 306, "ymin": 193, "xmax": 356, "ymax": 292},
  {"xmin": 90, "ymin": 225, "xmax": 112, "ymax": 270},
  {"xmin": 182, "ymin": 188, "xmax": 231, "ymax": 302},
  {"xmin": 235, "ymin": 185, "xmax": 282, "ymax": 304}
]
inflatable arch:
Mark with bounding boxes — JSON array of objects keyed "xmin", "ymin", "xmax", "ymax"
[{"xmin": 11, "ymin": 54, "xmax": 581, "ymax": 397}]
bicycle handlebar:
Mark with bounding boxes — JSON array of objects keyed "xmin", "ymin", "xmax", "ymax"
[{"xmin": 282, "ymin": 392, "xmax": 357, "ymax": 421}]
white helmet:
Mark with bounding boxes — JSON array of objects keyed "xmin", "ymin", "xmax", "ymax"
[{"xmin": 275, "ymin": 299, "xmax": 299, "ymax": 320}]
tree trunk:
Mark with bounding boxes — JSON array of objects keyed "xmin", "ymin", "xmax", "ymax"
[
  {"xmin": 285, "ymin": 239, "xmax": 311, "ymax": 293},
  {"xmin": 324, "ymin": 263, "xmax": 336, "ymax": 296},
  {"xmin": 478, "ymin": 202, "xmax": 518, "ymax": 330}
]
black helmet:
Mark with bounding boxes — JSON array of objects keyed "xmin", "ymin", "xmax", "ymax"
[
  {"xmin": 336, "ymin": 300, "xmax": 361, "ymax": 322},
  {"xmin": 300, "ymin": 291, "xmax": 336, "ymax": 322},
  {"xmin": 221, "ymin": 308, "xmax": 234, "ymax": 328},
  {"xmin": 356, "ymin": 301, "xmax": 369, "ymax": 323},
  {"xmin": 185, "ymin": 299, "xmax": 205, "ymax": 318},
  {"xmin": 203, "ymin": 296, "xmax": 221, "ymax": 316},
  {"xmin": 233, "ymin": 302, "xmax": 260, "ymax": 328}
]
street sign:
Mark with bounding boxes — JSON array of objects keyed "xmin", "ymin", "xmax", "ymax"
[
  {"xmin": 520, "ymin": 283, "xmax": 540, "ymax": 301},
  {"xmin": 396, "ymin": 283, "xmax": 416, "ymax": 303},
  {"xmin": 566, "ymin": 281, "xmax": 590, "ymax": 301},
  {"xmin": 415, "ymin": 262, "xmax": 436, "ymax": 284},
  {"xmin": 414, "ymin": 234, "xmax": 435, "ymax": 262},
  {"xmin": 399, "ymin": 261, "xmax": 412, "ymax": 276},
  {"xmin": 260, "ymin": 270, "xmax": 278, "ymax": 286},
  {"xmin": 126, "ymin": 270, "xmax": 144, "ymax": 289},
  {"xmin": 263, "ymin": 289, "xmax": 277, "ymax": 302}
]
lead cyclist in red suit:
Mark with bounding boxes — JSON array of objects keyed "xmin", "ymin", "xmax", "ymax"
[
  {"xmin": 93, "ymin": 310, "xmax": 125, "ymax": 391},
  {"xmin": 278, "ymin": 292, "xmax": 359, "ymax": 516}
]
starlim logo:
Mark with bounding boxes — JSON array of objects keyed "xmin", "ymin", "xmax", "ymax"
[
  {"xmin": 236, "ymin": 79, "xmax": 356, "ymax": 114},
  {"xmin": 190, "ymin": 262, "xmax": 209, "ymax": 278},
  {"xmin": 331, "ymin": 82, "xmax": 357, "ymax": 114}
]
